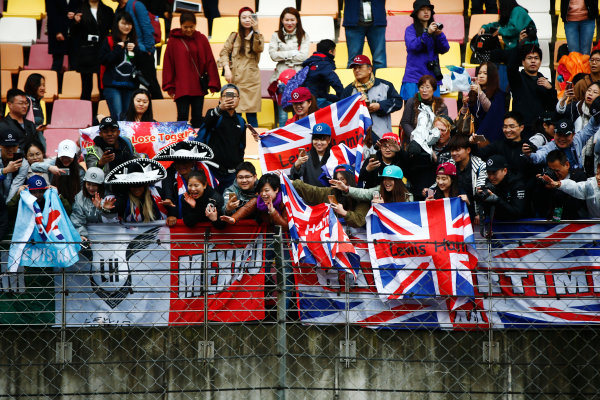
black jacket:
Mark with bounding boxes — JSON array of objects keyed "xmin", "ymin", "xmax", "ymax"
[
  {"xmin": 181, "ymin": 186, "xmax": 226, "ymax": 229},
  {"xmin": 204, "ymin": 107, "xmax": 246, "ymax": 172},
  {"xmin": 477, "ymin": 137, "xmax": 531, "ymax": 174},
  {"xmin": 0, "ymin": 114, "xmax": 38, "ymax": 145},
  {"xmin": 533, "ymin": 168, "xmax": 588, "ymax": 220},
  {"xmin": 99, "ymin": 36, "xmax": 142, "ymax": 89},
  {"xmin": 45, "ymin": 0, "xmax": 82, "ymax": 55},
  {"xmin": 560, "ymin": 0, "xmax": 598, "ymax": 22},
  {"xmin": 301, "ymin": 52, "xmax": 344, "ymax": 103},
  {"xmin": 484, "ymin": 171, "xmax": 529, "ymax": 221},
  {"xmin": 71, "ymin": 1, "xmax": 114, "ymax": 73},
  {"xmin": 359, "ymin": 149, "xmax": 409, "ymax": 189}
]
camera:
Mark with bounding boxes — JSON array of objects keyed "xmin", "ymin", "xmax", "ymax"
[
  {"xmin": 436, "ymin": 23, "xmax": 443, "ymax": 30},
  {"xmin": 87, "ymin": 34, "xmax": 99, "ymax": 43},
  {"xmin": 426, "ymin": 60, "xmax": 443, "ymax": 81},
  {"xmin": 525, "ymin": 25, "xmax": 537, "ymax": 41},
  {"xmin": 475, "ymin": 182, "xmax": 496, "ymax": 201}
]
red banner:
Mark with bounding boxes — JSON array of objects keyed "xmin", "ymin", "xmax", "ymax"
[{"xmin": 169, "ymin": 221, "xmax": 267, "ymax": 324}]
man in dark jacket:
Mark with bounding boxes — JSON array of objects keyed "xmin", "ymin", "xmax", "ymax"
[
  {"xmin": 507, "ymin": 44, "xmax": 557, "ymax": 128},
  {"xmin": 85, "ymin": 117, "xmax": 138, "ymax": 175},
  {"xmin": 46, "ymin": 0, "xmax": 82, "ymax": 73},
  {"xmin": 479, "ymin": 154, "xmax": 529, "ymax": 221},
  {"xmin": 0, "ymin": 89, "xmax": 39, "ymax": 147},
  {"xmin": 302, "ymin": 39, "xmax": 344, "ymax": 108},
  {"xmin": 359, "ymin": 132, "xmax": 409, "ymax": 188},
  {"xmin": 341, "ymin": 55, "xmax": 402, "ymax": 141},
  {"xmin": 342, "ymin": 0, "xmax": 387, "ymax": 70}
]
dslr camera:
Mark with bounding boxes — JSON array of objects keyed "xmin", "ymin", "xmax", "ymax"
[
  {"xmin": 525, "ymin": 25, "xmax": 537, "ymax": 41},
  {"xmin": 426, "ymin": 60, "xmax": 443, "ymax": 81},
  {"xmin": 475, "ymin": 182, "xmax": 496, "ymax": 201},
  {"xmin": 87, "ymin": 34, "xmax": 99, "ymax": 43}
]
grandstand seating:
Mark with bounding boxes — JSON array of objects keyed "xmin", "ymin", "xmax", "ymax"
[
  {"xmin": 24, "ymin": 43, "xmax": 68, "ymax": 71},
  {"xmin": 1, "ymin": 70, "xmax": 12, "ymax": 102},
  {"xmin": 0, "ymin": 17, "xmax": 38, "ymax": 46},
  {"xmin": 249, "ymin": 99, "xmax": 276, "ymax": 129},
  {"xmin": 47, "ymin": 100, "xmax": 93, "ymax": 129},
  {"xmin": 152, "ymin": 99, "xmax": 178, "ymax": 122},
  {"xmin": 0, "ymin": 43, "xmax": 24, "ymax": 74},
  {"xmin": 519, "ymin": 0, "xmax": 552, "ymax": 14},
  {"xmin": 210, "ymin": 17, "xmax": 239, "ymax": 42},
  {"xmin": 3, "ymin": 0, "xmax": 45, "ymax": 20},
  {"xmin": 59, "ymin": 71, "xmax": 100, "ymax": 101},
  {"xmin": 37, "ymin": 17, "xmax": 48, "ymax": 43},
  {"xmin": 219, "ymin": 0, "xmax": 256, "ymax": 17},
  {"xmin": 257, "ymin": 0, "xmax": 296, "ymax": 16},
  {"xmin": 300, "ymin": 0, "xmax": 339, "ymax": 18},
  {"xmin": 258, "ymin": 48, "xmax": 278, "ymax": 70},
  {"xmin": 44, "ymin": 129, "xmax": 80, "ymax": 155},
  {"xmin": 434, "ymin": 14, "xmax": 465, "ymax": 43},
  {"xmin": 467, "ymin": 14, "xmax": 498, "ymax": 40},
  {"xmin": 17, "ymin": 70, "xmax": 58, "ymax": 102},
  {"xmin": 300, "ymin": 16, "xmax": 336, "ymax": 42},
  {"xmin": 170, "ymin": 14, "xmax": 209, "ymax": 36},
  {"xmin": 530, "ymin": 13, "xmax": 553, "ymax": 42},
  {"xmin": 260, "ymin": 70, "xmax": 273, "ymax": 98},
  {"xmin": 97, "ymin": 100, "xmax": 109, "ymax": 118},
  {"xmin": 335, "ymin": 42, "xmax": 373, "ymax": 68}
]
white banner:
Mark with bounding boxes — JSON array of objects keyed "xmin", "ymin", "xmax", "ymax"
[{"xmin": 55, "ymin": 222, "xmax": 171, "ymax": 326}]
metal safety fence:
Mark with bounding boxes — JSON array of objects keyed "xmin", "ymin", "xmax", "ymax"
[{"xmin": 1, "ymin": 221, "xmax": 600, "ymax": 399}]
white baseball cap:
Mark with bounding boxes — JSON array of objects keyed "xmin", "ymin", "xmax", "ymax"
[{"xmin": 57, "ymin": 139, "xmax": 78, "ymax": 158}]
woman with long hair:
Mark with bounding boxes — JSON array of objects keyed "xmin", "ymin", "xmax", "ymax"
[
  {"xmin": 401, "ymin": 74, "xmax": 448, "ymax": 139},
  {"xmin": 331, "ymin": 165, "xmax": 412, "ymax": 203},
  {"xmin": 479, "ymin": 0, "xmax": 537, "ymax": 52},
  {"xmin": 290, "ymin": 123, "xmax": 332, "ymax": 187},
  {"xmin": 285, "ymin": 87, "xmax": 318, "ymax": 125},
  {"xmin": 218, "ymin": 7, "xmax": 264, "ymax": 127},
  {"xmin": 400, "ymin": 0, "xmax": 449, "ymax": 101},
  {"xmin": 23, "ymin": 73, "xmax": 46, "ymax": 129},
  {"xmin": 99, "ymin": 11, "xmax": 140, "ymax": 119},
  {"xmin": 269, "ymin": 7, "xmax": 310, "ymax": 127},
  {"xmin": 123, "ymin": 89, "xmax": 155, "ymax": 122}
]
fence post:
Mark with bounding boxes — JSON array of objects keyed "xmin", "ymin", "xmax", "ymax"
[{"xmin": 273, "ymin": 226, "xmax": 286, "ymax": 400}]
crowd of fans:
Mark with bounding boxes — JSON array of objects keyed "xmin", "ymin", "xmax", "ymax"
[{"xmin": 1, "ymin": 0, "xmax": 600, "ymax": 242}]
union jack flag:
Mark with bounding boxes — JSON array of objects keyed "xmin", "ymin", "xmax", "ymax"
[
  {"xmin": 366, "ymin": 198, "xmax": 478, "ymax": 309},
  {"xmin": 259, "ymin": 94, "xmax": 371, "ymax": 174},
  {"xmin": 279, "ymin": 173, "xmax": 359, "ymax": 279},
  {"xmin": 319, "ymin": 142, "xmax": 362, "ymax": 185}
]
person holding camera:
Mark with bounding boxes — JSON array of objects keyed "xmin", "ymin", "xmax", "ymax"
[
  {"xmin": 99, "ymin": 12, "xmax": 141, "ymax": 120},
  {"xmin": 290, "ymin": 123, "xmax": 332, "ymax": 187},
  {"xmin": 477, "ymin": 154, "xmax": 529, "ymax": 221},
  {"xmin": 71, "ymin": 0, "xmax": 114, "ymax": 100},
  {"xmin": 358, "ymin": 132, "xmax": 409, "ymax": 189},
  {"xmin": 478, "ymin": 0, "xmax": 537, "ymax": 53},
  {"xmin": 180, "ymin": 170, "xmax": 226, "ymax": 229},
  {"xmin": 400, "ymin": 0, "xmax": 449, "ymax": 101},
  {"xmin": 85, "ymin": 117, "xmax": 138, "ymax": 176}
]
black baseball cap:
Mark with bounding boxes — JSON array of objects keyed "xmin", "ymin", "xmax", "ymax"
[
  {"xmin": 555, "ymin": 119, "xmax": 574, "ymax": 136},
  {"xmin": 99, "ymin": 117, "xmax": 119, "ymax": 130},
  {"xmin": 486, "ymin": 155, "xmax": 508, "ymax": 172},
  {"xmin": 0, "ymin": 130, "xmax": 20, "ymax": 146}
]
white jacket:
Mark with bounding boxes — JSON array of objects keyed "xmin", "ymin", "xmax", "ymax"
[
  {"xmin": 559, "ymin": 177, "xmax": 600, "ymax": 218},
  {"xmin": 268, "ymin": 30, "xmax": 310, "ymax": 83}
]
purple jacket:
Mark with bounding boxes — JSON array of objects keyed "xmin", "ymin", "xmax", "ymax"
[{"xmin": 402, "ymin": 24, "xmax": 449, "ymax": 85}]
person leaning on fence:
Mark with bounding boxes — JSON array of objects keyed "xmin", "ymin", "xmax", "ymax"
[
  {"xmin": 332, "ymin": 165, "xmax": 412, "ymax": 204},
  {"xmin": 152, "ymin": 140, "xmax": 216, "ymax": 226},
  {"xmin": 290, "ymin": 123, "xmax": 332, "ymax": 187},
  {"xmin": 544, "ymin": 161, "xmax": 600, "ymax": 218},
  {"xmin": 181, "ymin": 170, "xmax": 226, "ymax": 229},
  {"xmin": 359, "ymin": 132, "xmax": 409, "ymax": 189},
  {"xmin": 221, "ymin": 173, "xmax": 287, "ymax": 230},
  {"xmin": 104, "ymin": 158, "xmax": 168, "ymax": 223},
  {"xmin": 222, "ymin": 161, "xmax": 258, "ymax": 216},
  {"xmin": 292, "ymin": 164, "xmax": 370, "ymax": 228},
  {"xmin": 70, "ymin": 167, "xmax": 117, "ymax": 241},
  {"xmin": 341, "ymin": 55, "xmax": 402, "ymax": 142},
  {"xmin": 0, "ymin": 130, "xmax": 29, "ymax": 204},
  {"xmin": 425, "ymin": 162, "xmax": 470, "ymax": 205},
  {"xmin": 85, "ymin": 117, "xmax": 138, "ymax": 176},
  {"xmin": 8, "ymin": 175, "xmax": 71, "ymax": 224}
]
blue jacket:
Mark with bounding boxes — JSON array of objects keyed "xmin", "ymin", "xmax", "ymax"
[
  {"xmin": 121, "ymin": 0, "xmax": 155, "ymax": 54},
  {"xmin": 342, "ymin": 0, "xmax": 387, "ymax": 27},
  {"xmin": 301, "ymin": 52, "xmax": 344, "ymax": 103},
  {"xmin": 469, "ymin": 90, "xmax": 506, "ymax": 143},
  {"xmin": 402, "ymin": 24, "xmax": 449, "ymax": 85}
]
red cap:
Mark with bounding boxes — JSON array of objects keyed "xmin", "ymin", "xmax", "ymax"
[
  {"xmin": 239, "ymin": 6, "xmax": 254, "ymax": 16},
  {"xmin": 278, "ymin": 69, "xmax": 296, "ymax": 85},
  {"xmin": 349, "ymin": 55, "xmax": 372, "ymax": 68},
  {"xmin": 380, "ymin": 132, "xmax": 400, "ymax": 144},
  {"xmin": 436, "ymin": 162, "xmax": 457, "ymax": 176},
  {"xmin": 289, "ymin": 87, "xmax": 312, "ymax": 103}
]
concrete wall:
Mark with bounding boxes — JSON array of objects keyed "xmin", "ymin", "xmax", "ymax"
[{"xmin": 0, "ymin": 325, "xmax": 598, "ymax": 399}]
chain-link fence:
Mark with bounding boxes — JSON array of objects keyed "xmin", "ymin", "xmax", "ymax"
[{"xmin": 1, "ymin": 221, "xmax": 600, "ymax": 399}]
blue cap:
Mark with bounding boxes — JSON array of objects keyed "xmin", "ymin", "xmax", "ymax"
[
  {"xmin": 312, "ymin": 123, "xmax": 332, "ymax": 136},
  {"xmin": 333, "ymin": 164, "xmax": 355, "ymax": 176},
  {"xmin": 27, "ymin": 175, "xmax": 48, "ymax": 191},
  {"xmin": 379, "ymin": 165, "xmax": 404, "ymax": 180}
]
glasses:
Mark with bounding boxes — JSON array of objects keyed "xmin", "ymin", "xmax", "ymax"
[
  {"xmin": 590, "ymin": 58, "xmax": 600, "ymax": 64},
  {"xmin": 12, "ymin": 101, "xmax": 28, "ymax": 106},
  {"xmin": 503, "ymin": 124, "xmax": 519, "ymax": 129},
  {"xmin": 237, "ymin": 175, "xmax": 254, "ymax": 180},
  {"xmin": 525, "ymin": 56, "xmax": 540, "ymax": 61}
]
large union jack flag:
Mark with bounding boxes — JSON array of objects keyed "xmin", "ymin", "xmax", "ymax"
[
  {"xmin": 366, "ymin": 198, "xmax": 478, "ymax": 309},
  {"xmin": 280, "ymin": 173, "xmax": 359, "ymax": 278},
  {"xmin": 259, "ymin": 94, "xmax": 371, "ymax": 174}
]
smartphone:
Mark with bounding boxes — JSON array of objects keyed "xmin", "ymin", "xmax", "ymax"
[
  {"xmin": 247, "ymin": 124, "xmax": 259, "ymax": 136},
  {"xmin": 230, "ymin": 193, "xmax": 238, "ymax": 203},
  {"xmin": 328, "ymin": 194, "xmax": 338, "ymax": 205},
  {"xmin": 59, "ymin": 168, "xmax": 70, "ymax": 176},
  {"xmin": 473, "ymin": 134, "xmax": 487, "ymax": 143},
  {"xmin": 12, "ymin": 152, "xmax": 23, "ymax": 161},
  {"xmin": 298, "ymin": 148, "xmax": 307, "ymax": 157},
  {"xmin": 250, "ymin": 13, "xmax": 258, "ymax": 21},
  {"xmin": 566, "ymin": 81, "xmax": 573, "ymax": 91},
  {"xmin": 427, "ymin": 188, "xmax": 435, "ymax": 198},
  {"xmin": 104, "ymin": 147, "xmax": 114, "ymax": 155},
  {"xmin": 223, "ymin": 192, "xmax": 230, "ymax": 204},
  {"xmin": 224, "ymin": 92, "xmax": 236, "ymax": 98}
]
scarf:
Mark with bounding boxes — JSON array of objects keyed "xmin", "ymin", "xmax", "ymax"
[
  {"xmin": 353, "ymin": 73, "xmax": 375, "ymax": 95},
  {"xmin": 125, "ymin": 186, "xmax": 168, "ymax": 222},
  {"xmin": 257, "ymin": 191, "xmax": 283, "ymax": 212}
]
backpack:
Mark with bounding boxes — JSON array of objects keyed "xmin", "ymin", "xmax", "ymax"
[
  {"xmin": 469, "ymin": 34, "xmax": 501, "ymax": 64},
  {"xmin": 280, "ymin": 66, "xmax": 310, "ymax": 109},
  {"xmin": 196, "ymin": 113, "xmax": 246, "ymax": 151},
  {"xmin": 133, "ymin": 0, "xmax": 161, "ymax": 44}
]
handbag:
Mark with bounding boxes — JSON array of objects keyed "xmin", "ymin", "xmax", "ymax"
[
  {"xmin": 455, "ymin": 108, "xmax": 474, "ymax": 136},
  {"xmin": 469, "ymin": 34, "xmax": 501, "ymax": 64},
  {"xmin": 180, "ymin": 38, "xmax": 209, "ymax": 92}
]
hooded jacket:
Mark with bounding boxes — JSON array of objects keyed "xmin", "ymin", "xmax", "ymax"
[
  {"xmin": 301, "ymin": 52, "xmax": 344, "ymax": 102},
  {"xmin": 402, "ymin": 24, "xmax": 449, "ymax": 85}
]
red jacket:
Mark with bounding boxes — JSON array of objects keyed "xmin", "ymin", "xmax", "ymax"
[{"xmin": 162, "ymin": 29, "xmax": 221, "ymax": 99}]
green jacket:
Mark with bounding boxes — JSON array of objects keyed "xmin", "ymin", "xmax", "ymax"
[
  {"xmin": 292, "ymin": 180, "xmax": 370, "ymax": 228},
  {"xmin": 481, "ymin": 6, "xmax": 537, "ymax": 50},
  {"xmin": 346, "ymin": 186, "xmax": 415, "ymax": 202}
]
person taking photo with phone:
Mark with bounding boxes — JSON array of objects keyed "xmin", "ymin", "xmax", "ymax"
[
  {"xmin": 290, "ymin": 123, "xmax": 333, "ymax": 187},
  {"xmin": 85, "ymin": 117, "xmax": 138, "ymax": 175},
  {"xmin": 0, "ymin": 130, "xmax": 29, "ymax": 204}
]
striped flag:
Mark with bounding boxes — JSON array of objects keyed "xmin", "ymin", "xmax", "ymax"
[
  {"xmin": 259, "ymin": 94, "xmax": 371, "ymax": 174},
  {"xmin": 197, "ymin": 161, "xmax": 219, "ymax": 188},
  {"xmin": 279, "ymin": 173, "xmax": 359, "ymax": 279},
  {"xmin": 320, "ymin": 142, "xmax": 363, "ymax": 184}
]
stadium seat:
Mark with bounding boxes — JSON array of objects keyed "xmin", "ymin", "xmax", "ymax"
[
  {"xmin": 97, "ymin": 100, "xmax": 109, "ymax": 119},
  {"xmin": 259, "ymin": 17, "xmax": 287, "ymax": 41},
  {"xmin": 529, "ymin": 13, "xmax": 552, "ymax": 41},
  {"xmin": 430, "ymin": 0, "xmax": 464, "ymax": 14},
  {"xmin": 553, "ymin": 40, "xmax": 567, "ymax": 67},
  {"xmin": 1, "ymin": 70, "xmax": 13, "ymax": 102},
  {"xmin": 557, "ymin": 17, "xmax": 597, "ymax": 41},
  {"xmin": 468, "ymin": 14, "xmax": 498, "ymax": 40},
  {"xmin": 202, "ymin": 98, "xmax": 219, "ymax": 115},
  {"xmin": 518, "ymin": 0, "xmax": 552, "ymax": 14},
  {"xmin": 300, "ymin": 0, "xmax": 339, "ymax": 18},
  {"xmin": 220, "ymin": 0, "xmax": 255, "ymax": 17},
  {"xmin": 374, "ymin": 68, "xmax": 405, "ymax": 88},
  {"xmin": 443, "ymin": 97, "xmax": 458, "ymax": 119},
  {"xmin": 338, "ymin": 26, "xmax": 347, "ymax": 42},
  {"xmin": 210, "ymin": 17, "xmax": 238, "ymax": 42},
  {"xmin": 434, "ymin": 14, "xmax": 465, "ymax": 43},
  {"xmin": 156, "ymin": 18, "xmax": 166, "ymax": 47},
  {"xmin": 260, "ymin": 70, "xmax": 274, "ymax": 98},
  {"xmin": 385, "ymin": 42, "xmax": 408, "ymax": 68},
  {"xmin": 152, "ymin": 99, "xmax": 178, "ymax": 122},
  {"xmin": 156, "ymin": 42, "xmax": 167, "ymax": 70},
  {"xmin": 335, "ymin": 42, "xmax": 372, "ymax": 69},
  {"xmin": 385, "ymin": 15, "xmax": 413, "ymax": 41},
  {"xmin": 17, "ymin": 70, "xmax": 58, "ymax": 102},
  {"xmin": 301, "ymin": 16, "xmax": 336, "ymax": 42},
  {"xmin": 386, "ymin": 0, "xmax": 418, "ymax": 14},
  {"xmin": 244, "ymin": 158, "xmax": 263, "ymax": 177},
  {"xmin": 439, "ymin": 42, "xmax": 462, "ymax": 68},
  {"xmin": 249, "ymin": 99, "xmax": 276, "ymax": 129},
  {"xmin": 43, "ymin": 129, "xmax": 80, "ymax": 155},
  {"xmin": 0, "ymin": 17, "xmax": 38, "ymax": 46},
  {"xmin": 3, "ymin": 0, "xmax": 45, "ymax": 20},
  {"xmin": 38, "ymin": 17, "xmax": 48, "ymax": 43},
  {"xmin": 24, "ymin": 43, "xmax": 68, "ymax": 71},
  {"xmin": 333, "ymin": 69, "xmax": 355, "ymax": 91},
  {"xmin": 170, "ymin": 14, "xmax": 209, "ymax": 36},
  {"xmin": 244, "ymin": 128, "xmax": 268, "ymax": 159},
  {"xmin": 539, "ymin": 40, "xmax": 551, "ymax": 67},
  {"xmin": 59, "ymin": 71, "xmax": 82, "ymax": 99},
  {"xmin": 210, "ymin": 42, "xmax": 224, "ymax": 62},
  {"xmin": 47, "ymin": 99, "xmax": 92, "ymax": 129},
  {"xmin": 258, "ymin": 48, "xmax": 278, "ymax": 70},
  {"xmin": 0, "ymin": 44, "xmax": 24, "ymax": 74},
  {"xmin": 257, "ymin": 0, "xmax": 296, "ymax": 16},
  {"xmin": 155, "ymin": 70, "xmax": 170, "ymax": 99}
]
